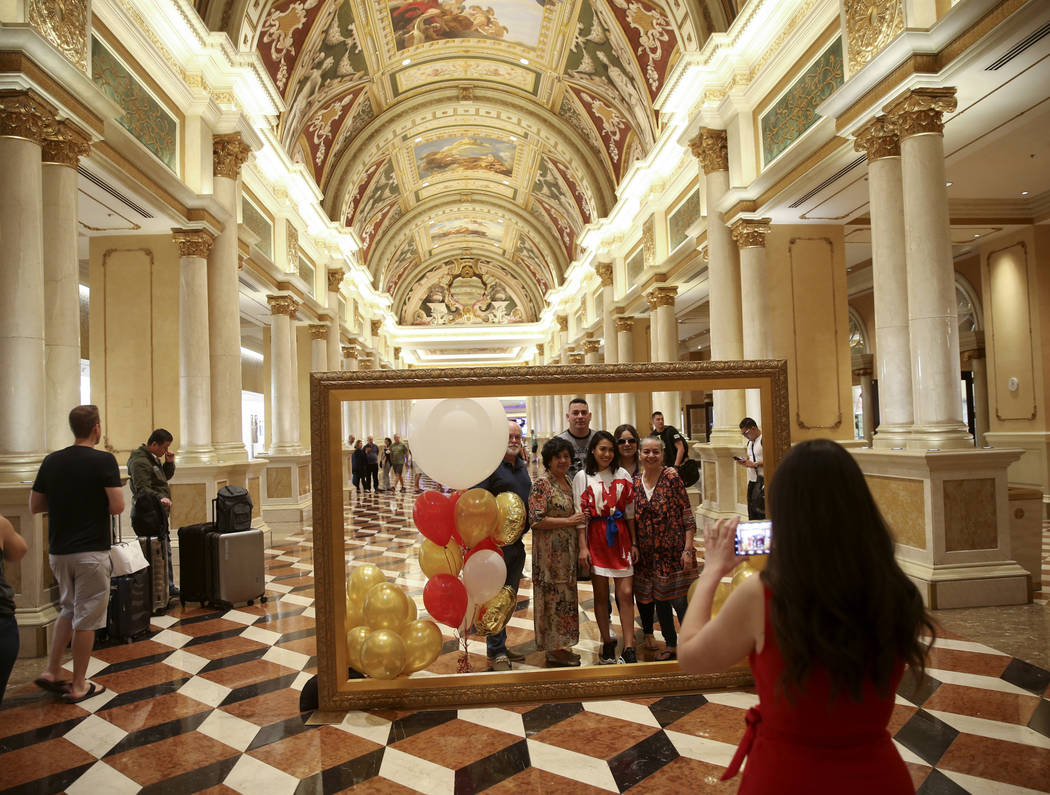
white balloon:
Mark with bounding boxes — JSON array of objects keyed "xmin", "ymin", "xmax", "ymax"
[
  {"xmin": 462, "ymin": 549, "xmax": 507, "ymax": 603},
  {"xmin": 458, "ymin": 597, "xmax": 477, "ymax": 636},
  {"xmin": 409, "ymin": 398, "xmax": 508, "ymax": 490}
]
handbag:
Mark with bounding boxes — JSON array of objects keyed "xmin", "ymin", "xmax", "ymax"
[
  {"xmin": 677, "ymin": 458, "xmax": 700, "ymax": 487},
  {"xmin": 110, "ymin": 539, "xmax": 149, "ymax": 577}
]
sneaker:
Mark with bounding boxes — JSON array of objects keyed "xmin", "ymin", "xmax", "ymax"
[
  {"xmin": 619, "ymin": 647, "xmax": 637, "ymax": 664},
  {"xmin": 489, "ymin": 655, "xmax": 511, "ymax": 672},
  {"xmin": 599, "ymin": 639, "xmax": 618, "ymax": 665}
]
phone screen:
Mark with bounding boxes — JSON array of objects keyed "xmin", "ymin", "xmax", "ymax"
[{"xmin": 735, "ymin": 520, "xmax": 772, "ymax": 555}]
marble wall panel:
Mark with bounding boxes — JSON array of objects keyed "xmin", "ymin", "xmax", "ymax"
[
  {"xmin": 267, "ymin": 466, "xmax": 292, "ymax": 499},
  {"xmin": 987, "ymin": 242, "xmax": 1036, "ymax": 421},
  {"xmin": 943, "ymin": 478, "xmax": 997, "ymax": 552},
  {"xmin": 248, "ymin": 476, "xmax": 261, "ymax": 518},
  {"xmin": 171, "ymin": 483, "xmax": 207, "ymax": 528},
  {"xmin": 865, "ymin": 474, "xmax": 925, "ymax": 549},
  {"xmin": 298, "ymin": 464, "xmax": 310, "ymax": 497}
]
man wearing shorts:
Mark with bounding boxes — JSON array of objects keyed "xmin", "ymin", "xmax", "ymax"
[
  {"xmin": 388, "ymin": 434, "xmax": 409, "ymax": 492},
  {"xmin": 31, "ymin": 405, "xmax": 124, "ymax": 703}
]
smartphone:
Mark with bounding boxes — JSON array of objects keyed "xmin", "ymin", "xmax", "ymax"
[
  {"xmin": 735, "ymin": 520, "xmax": 772, "ymax": 556},
  {"xmin": 733, "ymin": 456, "xmax": 744, "ymax": 462}
]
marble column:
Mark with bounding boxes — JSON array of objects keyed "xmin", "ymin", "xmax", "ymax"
[
  {"xmin": 342, "ymin": 344, "xmax": 359, "ymax": 444},
  {"xmin": 583, "ymin": 339, "xmax": 602, "ymax": 429},
  {"xmin": 359, "ymin": 358, "xmax": 374, "ymax": 438},
  {"xmin": 885, "ymin": 88, "xmax": 970, "ymax": 447},
  {"xmin": 730, "ymin": 219, "xmax": 772, "ymax": 424},
  {"xmin": 172, "ymin": 229, "xmax": 216, "ymax": 462},
  {"xmin": 853, "ymin": 353, "xmax": 875, "ymax": 444},
  {"xmin": 309, "ymin": 324, "xmax": 328, "ymax": 372},
  {"xmin": 691, "ymin": 129, "xmax": 744, "ymax": 443},
  {"xmin": 209, "ymin": 133, "xmax": 253, "ymax": 461},
  {"xmin": 326, "ymin": 268, "xmax": 344, "ymax": 372},
  {"xmin": 557, "ymin": 315, "xmax": 569, "ymax": 365},
  {"xmin": 41, "ymin": 121, "xmax": 91, "ymax": 452},
  {"xmin": 596, "ymin": 262, "xmax": 619, "ymax": 427},
  {"xmin": 0, "ymin": 91, "xmax": 52, "ymax": 476},
  {"xmin": 854, "ymin": 116, "xmax": 914, "ymax": 446},
  {"xmin": 647, "ymin": 286, "xmax": 680, "ymax": 427},
  {"xmin": 616, "ymin": 317, "xmax": 636, "ymax": 427},
  {"xmin": 267, "ymin": 295, "xmax": 300, "ymax": 454}
]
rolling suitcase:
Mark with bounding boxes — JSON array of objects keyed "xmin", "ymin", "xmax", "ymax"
[
  {"xmin": 138, "ymin": 536, "xmax": 170, "ymax": 615},
  {"xmin": 178, "ymin": 522, "xmax": 215, "ymax": 607},
  {"xmin": 105, "ymin": 516, "xmax": 150, "ymax": 643},
  {"xmin": 205, "ymin": 528, "xmax": 267, "ymax": 609}
]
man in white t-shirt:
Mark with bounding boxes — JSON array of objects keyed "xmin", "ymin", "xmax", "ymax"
[{"xmin": 736, "ymin": 417, "xmax": 765, "ymax": 519}]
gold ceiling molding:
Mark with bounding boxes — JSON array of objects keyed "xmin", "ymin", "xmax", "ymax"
[
  {"xmin": 843, "ymin": 0, "xmax": 904, "ymax": 76},
  {"xmin": 0, "ymin": 51, "xmax": 104, "ymax": 134}
]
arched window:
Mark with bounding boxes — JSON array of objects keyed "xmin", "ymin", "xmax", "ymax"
[
  {"xmin": 955, "ymin": 274, "xmax": 981, "ymax": 334},
  {"xmin": 848, "ymin": 307, "xmax": 868, "ymax": 353}
]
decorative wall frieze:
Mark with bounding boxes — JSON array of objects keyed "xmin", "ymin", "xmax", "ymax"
[
  {"xmin": 595, "ymin": 262, "xmax": 613, "ymax": 287},
  {"xmin": 844, "ymin": 0, "xmax": 904, "ymax": 76},
  {"xmin": 286, "ymin": 222, "xmax": 299, "ymax": 270},
  {"xmin": 883, "ymin": 88, "xmax": 957, "ymax": 138},
  {"xmin": 614, "ymin": 317, "xmax": 635, "ymax": 333},
  {"xmin": 42, "ymin": 119, "xmax": 91, "ymax": 166},
  {"xmin": 327, "ymin": 267, "xmax": 345, "ymax": 292},
  {"xmin": 730, "ymin": 219, "xmax": 772, "ymax": 249},
  {"xmin": 171, "ymin": 228, "xmax": 215, "ymax": 259},
  {"xmin": 689, "ymin": 128, "xmax": 728, "ymax": 174},
  {"xmin": 642, "ymin": 216, "xmax": 656, "ymax": 269},
  {"xmin": 583, "ymin": 339, "xmax": 601, "ymax": 354},
  {"xmin": 267, "ymin": 294, "xmax": 299, "ymax": 317},
  {"xmin": 853, "ymin": 115, "xmax": 900, "ymax": 160},
  {"xmin": 29, "ymin": 0, "xmax": 89, "ymax": 73},
  {"xmin": 213, "ymin": 132, "xmax": 252, "ymax": 179},
  {"xmin": 309, "ymin": 324, "xmax": 329, "ymax": 340},
  {"xmin": 646, "ymin": 286, "xmax": 678, "ymax": 310},
  {"xmin": 0, "ymin": 90, "xmax": 56, "ymax": 145}
]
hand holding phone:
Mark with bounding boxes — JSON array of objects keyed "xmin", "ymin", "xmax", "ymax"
[{"xmin": 735, "ymin": 520, "xmax": 772, "ymax": 555}]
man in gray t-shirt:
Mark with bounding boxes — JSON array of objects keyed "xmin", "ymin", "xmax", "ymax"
[{"xmin": 555, "ymin": 397, "xmax": 595, "ymax": 480}]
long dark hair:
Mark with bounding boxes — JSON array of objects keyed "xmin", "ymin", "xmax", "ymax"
[
  {"xmin": 612, "ymin": 423, "xmax": 639, "ymax": 470},
  {"xmin": 762, "ymin": 439, "xmax": 934, "ymax": 701},
  {"xmin": 584, "ymin": 431, "xmax": 617, "ymax": 475}
]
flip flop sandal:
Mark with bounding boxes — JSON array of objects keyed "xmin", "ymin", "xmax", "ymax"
[
  {"xmin": 63, "ymin": 682, "xmax": 107, "ymax": 704},
  {"xmin": 34, "ymin": 677, "xmax": 71, "ymax": 694},
  {"xmin": 656, "ymin": 649, "xmax": 677, "ymax": 661}
]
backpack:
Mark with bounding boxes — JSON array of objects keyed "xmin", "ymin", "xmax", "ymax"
[
  {"xmin": 131, "ymin": 491, "xmax": 167, "ymax": 537},
  {"xmin": 215, "ymin": 485, "xmax": 253, "ymax": 532}
]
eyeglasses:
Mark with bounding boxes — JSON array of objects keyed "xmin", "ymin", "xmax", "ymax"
[{"xmin": 616, "ymin": 438, "xmax": 637, "ymax": 446}]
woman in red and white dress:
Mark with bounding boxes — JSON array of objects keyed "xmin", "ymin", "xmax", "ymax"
[{"xmin": 573, "ymin": 430, "xmax": 638, "ymax": 664}]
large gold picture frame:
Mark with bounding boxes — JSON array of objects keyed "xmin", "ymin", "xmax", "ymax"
[{"xmin": 311, "ymin": 360, "xmax": 789, "ymax": 711}]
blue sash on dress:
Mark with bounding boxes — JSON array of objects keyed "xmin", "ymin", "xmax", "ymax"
[{"xmin": 604, "ymin": 510, "xmax": 623, "ymax": 547}]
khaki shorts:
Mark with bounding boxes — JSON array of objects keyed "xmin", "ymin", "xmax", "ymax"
[{"xmin": 49, "ymin": 551, "xmax": 111, "ymax": 631}]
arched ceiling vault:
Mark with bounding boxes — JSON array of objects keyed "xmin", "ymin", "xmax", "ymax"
[{"xmin": 226, "ymin": 0, "xmax": 730, "ymax": 326}]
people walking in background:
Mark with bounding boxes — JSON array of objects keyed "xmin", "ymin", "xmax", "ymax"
[
  {"xmin": 363, "ymin": 436, "xmax": 380, "ymax": 492},
  {"xmin": 737, "ymin": 417, "xmax": 765, "ymax": 519},
  {"xmin": 380, "ymin": 437, "xmax": 393, "ymax": 491},
  {"xmin": 389, "ymin": 434, "xmax": 409, "ymax": 492},
  {"xmin": 351, "ymin": 440, "xmax": 367, "ymax": 492}
]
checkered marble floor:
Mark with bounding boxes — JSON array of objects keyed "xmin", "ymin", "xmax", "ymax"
[{"xmin": 2, "ymin": 489, "xmax": 1048, "ymax": 794}]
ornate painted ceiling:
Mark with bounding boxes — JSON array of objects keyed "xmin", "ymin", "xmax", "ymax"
[{"xmin": 204, "ymin": 0, "xmax": 736, "ymax": 326}]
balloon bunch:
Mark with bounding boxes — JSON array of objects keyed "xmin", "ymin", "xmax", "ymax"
[
  {"xmin": 345, "ymin": 563, "xmax": 444, "ymax": 679},
  {"xmin": 413, "ymin": 488, "xmax": 526, "ymax": 665}
]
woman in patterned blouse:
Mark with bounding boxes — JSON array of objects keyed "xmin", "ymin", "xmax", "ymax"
[{"xmin": 633, "ymin": 435, "xmax": 698, "ymax": 660}]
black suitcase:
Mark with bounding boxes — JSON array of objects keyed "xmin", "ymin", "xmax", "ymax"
[
  {"xmin": 106, "ymin": 568, "xmax": 151, "ymax": 643},
  {"xmin": 138, "ymin": 536, "xmax": 170, "ymax": 615},
  {"xmin": 178, "ymin": 522, "xmax": 215, "ymax": 606}
]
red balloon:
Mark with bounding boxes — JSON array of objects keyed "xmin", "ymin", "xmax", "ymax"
[
  {"xmin": 423, "ymin": 574, "xmax": 468, "ymax": 628},
  {"xmin": 464, "ymin": 536, "xmax": 504, "ymax": 561},
  {"xmin": 413, "ymin": 491, "xmax": 455, "ymax": 546},
  {"xmin": 447, "ymin": 491, "xmax": 464, "ymax": 545}
]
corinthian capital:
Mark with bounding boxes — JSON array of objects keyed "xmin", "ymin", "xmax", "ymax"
[
  {"xmin": 583, "ymin": 339, "xmax": 601, "ymax": 354},
  {"xmin": 595, "ymin": 261, "xmax": 613, "ymax": 287},
  {"xmin": 536, "ymin": 343, "xmax": 545, "ymax": 357},
  {"xmin": 213, "ymin": 132, "xmax": 252, "ymax": 179},
  {"xmin": 267, "ymin": 294, "xmax": 299, "ymax": 317},
  {"xmin": 171, "ymin": 228, "xmax": 215, "ymax": 259},
  {"xmin": 853, "ymin": 115, "xmax": 900, "ymax": 160},
  {"xmin": 327, "ymin": 268, "xmax": 345, "ymax": 292},
  {"xmin": 689, "ymin": 128, "xmax": 728, "ymax": 173},
  {"xmin": 370, "ymin": 319, "xmax": 382, "ymax": 336},
  {"xmin": 309, "ymin": 324, "xmax": 329, "ymax": 340},
  {"xmin": 342, "ymin": 345, "xmax": 359, "ymax": 360},
  {"xmin": 614, "ymin": 316, "xmax": 635, "ymax": 333},
  {"xmin": 646, "ymin": 286, "xmax": 678, "ymax": 310},
  {"xmin": 556, "ymin": 315, "xmax": 568, "ymax": 332},
  {"xmin": 42, "ymin": 119, "xmax": 91, "ymax": 166},
  {"xmin": 568, "ymin": 352, "xmax": 585, "ymax": 365},
  {"xmin": 883, "ymin": 88, "xmax": 957, "ymax": 139},
  {"xmin": 0, "ymin": 90, "xmax": 56, "ymax": 145},
  {"xmin": 730, "ymin": 219, "xmax": 772, "ymax": 249}
]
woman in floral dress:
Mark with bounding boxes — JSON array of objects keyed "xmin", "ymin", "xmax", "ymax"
[
  {"xmin": 528, "ymin": 437, "xmax": 585, "ymax": 667},
  {"xmin": 633, "ymin": 435, "xmax": 698, "ymax": 660}
]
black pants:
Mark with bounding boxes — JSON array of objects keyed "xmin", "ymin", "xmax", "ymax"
[
  {"xmin": 638, "ymin": 595, "xmax": 687, "ymax": 647},
  {"xmin": 0, "ymin": 614, "xmax": 18, "ymax": 705},
  {"xmin": 366, "ymin": 464, "xmax": 379, "ymax": 491},
  {"xmin": 747, "ymin": 477, "xmax": 766, "ymax": 520}
]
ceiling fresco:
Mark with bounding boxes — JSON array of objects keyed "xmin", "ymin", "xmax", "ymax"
[{"xmin": 231, "ymin": 0, "xmax": 732, "ymax": 325}]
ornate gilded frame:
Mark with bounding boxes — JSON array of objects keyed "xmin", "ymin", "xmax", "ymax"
[{"xmin": 311, "ymin": 360, "xmax": 790, "ymax": 711}]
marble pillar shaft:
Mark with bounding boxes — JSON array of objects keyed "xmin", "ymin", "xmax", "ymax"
[
  {"xmin": 617, "ymin": 324, "xmax": 636, "ymax": 426},
  {"xmin": 42, "ymin": 162, "xmax": 81, "ymax": 451},
  {"xmin": 738, "ymin": 245, "xmax": 768, "ymax": 424},
  {"xmin": 311, "ymin": 337, "xmax": 327, "ymax": 372},
  {"xmin": 178, "ymin": 254, "xmax": 213, "ymax": 455},
  {"xmin": 270, "ymin": 313, "xmax": 297, "ymax": 449}
]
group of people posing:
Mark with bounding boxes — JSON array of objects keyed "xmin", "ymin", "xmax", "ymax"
[{"xmin": 349, "ymin": 434, "xmax": 410, "ymax": 493}]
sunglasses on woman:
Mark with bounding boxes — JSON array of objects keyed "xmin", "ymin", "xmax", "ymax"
[{"xmin": 616, "ymin": 438, "xmax": 637, "ymax": 446}]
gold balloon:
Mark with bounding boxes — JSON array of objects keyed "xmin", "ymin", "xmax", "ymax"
[
  {"xmin": 344, "ymin": 597, "xmax": 365, "ymax": 632},
  {"xmin": 744, "ymin": 554, "xmax": 768, "ymax": 572},
  {"xmin": 359, "ymin": 629, "xmax": 407, "ymax": 680},
  {"xmin": 731, "ymin": 562, "xmax": 757, "ymax": 590},
  {"xmin": 362, "ymin": 582, "xmax": 410, "ymax": 632},
  {"xmin": 346, "ymin": 626, "xmax": 370, "ymax": 673},
  {"xmin": 454, "ymin": 488, "xmax": 499, "ymax": 547},
  {"xmin": 493, "ymin": 492, "xmax": 526, "ymax": 546},
  {"xmin": 418, "ymin": 538, "xmax": 463, "ymax": 579},
  {"xmin": 402, "ymin": 619, "xmax": 444, "ymax": 674},
  {"xmin": 348, "ymin": 564, "xmax": 386, "ymax": 607},
  {"xmin": 475, "ymin": 585, "xmax": 516, "ymax": 636},
  {"xmin": 404, "ymin": 597, "xmax": 418, "ymax": 626},
  {"xmin": 711, "ymin": 580, "xmax": 732, "ymax": 617}
]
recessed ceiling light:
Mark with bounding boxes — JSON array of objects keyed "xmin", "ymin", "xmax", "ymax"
[
  {"xmin": 497, "ymin": 218, "xmax": 504, "ymax": 223},
  {"xmin": 945, "ymin": 181, "xmax": 953, "ymax": 187},
  {"xmin": 502, "ymin": 180, "xmax": 509, "ymax": 184},
  {"xmin": 519, "ymin": 58, "xmax": 529, "ymax": 65},
  {"xmin": 415, "ymin": 137, "xmax": 422, "ymax": 142},
  {"xmin": 402, "ymin": 58, "xmax": 411, "ymax": 65},
  {"xmin": 422, "ymin": 182, "xmax": 429, "ymax": 187},
  {"xmin": 1021, "ymin": 190, "xmax": 1029, "ymax": 196},
  {"xmin": 973, "ymin": 233, "xmax": 980, "ymax": 238},
  {"xmin": 510, "ymin": 136, "xmax": 517, "ymax": 141}
]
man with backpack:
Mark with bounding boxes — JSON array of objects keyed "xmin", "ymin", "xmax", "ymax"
[{"xmin": 128, "ymin": 429, "xmax": 178, "ymax": 599}]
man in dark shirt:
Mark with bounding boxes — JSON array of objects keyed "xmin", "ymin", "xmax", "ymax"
[
  {"xmin": 30, "ymin": 405, "xmax": 124, "ymax": 703},
  {"xmin": 555, "ymin": 397, "xmax": 595, "ymax": 480},
  {"xmin": 477, "ymin": 421, "xmax": 531, "ymax": 671},
  {"xmin": 363, "ymin": 436, "xmax": 380, "ymax": 492},
  {"xmin": 128, "ymin": 428, "xmax": 177, "ymax": 597},
  {"xmin": 651, "ymin": 411, "xmax": 687, "ymax": 468}
]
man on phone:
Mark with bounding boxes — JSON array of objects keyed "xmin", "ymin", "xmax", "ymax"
[
  {"xmin": 129, "ymin": 428, "xmax": 178, "ymax": 598},
  {"xmin": 736, "ymin": 417, "xmax": 765, "ymax": 519}
]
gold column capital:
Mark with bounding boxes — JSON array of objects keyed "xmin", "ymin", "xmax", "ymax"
[
  {"xmin": 583, "ymin": 339, "xmax": 601, "ymax": 354},
  {"xmin": 536, "ymin": 343, "xmax": 545, "ymax": 356},
  {"xmin": 646, "ymin": 286, "xmax": 678, "ymax": 310},
  {"xmin": 42, "ymin": 119, "xmax": 91, "ymax": 166},
  {"xmin": 730, "ymin": 219, "xmax": 772, "ymax": 249},
  {"xmin": 342, "ymin": 345, "xmax": 359, "ymax": 360},
  {"xmin": 213, "ymin": 132, "xmax": 252, "ymax": 179},
  {"xmin": 568, "ymin": 352, "xmax": 585, "ymax": 365},
  {"xmin": 266, "ymin": 294, "xmax": 299, "ymax": 317},
  {"xmin": 327, "ymin": 267, "xmax": 345, "ymax": 292},
  {"xmin": 556, "ymin": 315, "xmax": 568, "ymax": 332},
  {"xmin": 171, "ymin": 228, "xmax": 216, "ymax": 259},
  {"xmin": 853, "ymin": 115, "xmax": 900, "ymax": 160},
  {"xmin": 689, "ymin": 128, "xmax": 728, "ymax": 173},
  {"xmin": 308, "ymin": 324, "xmax": 329, "ymax": 340},
  {"xmin": 614, "ymin": 316, "xmax": 635, "ymax": 333},
  {"xmin": 370, "ymin": 319, "xmax": 382, "ymax": 336},
  {"xmin": 883, "ymin": 88, "xmax": 957, "ymax": 138},
  {"xmin": 393, "ymin": 346, "xmax": 401, "ymax": 359},
  {"xmin": 595, "ymin": 261, "xmax": 613, "ymax": 287},
  {"xmin": 0, "ymin": 90, "xmax": 56, "ymax": 145}
]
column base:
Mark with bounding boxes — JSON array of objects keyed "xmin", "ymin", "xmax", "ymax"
[
  {"xmin": 211, "ymin": 441, "xmax": 250, "ymax": 464},
  {"xmin": 177, "ymin": 446, "xmax": 215, "ymax": 466},
  {"xmin": 695, "ymin": 441, "xmax": 747, "ymax": 522},
  {"xmin": 261, "ymin": 451, "xmax": 312, "ymax": 542},
  {"xmin": 873, "ymin": 424, "xmax": 974, "ymax": 451},
  {"xmin": 15, "ymin": 603, "xmax": 60, "ymax": 657},
  {"xmin": 0, "ymin": 451, "xmax": 46, "ymax": 483},
  {"xmin": 851, "ymin": 446, "xmax": 1028, "ymax": 608}
]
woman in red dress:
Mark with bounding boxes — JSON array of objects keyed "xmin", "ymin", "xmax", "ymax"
[
  {"xmin": 678, "ymin": 439, "xmax": 933, "ymax": 793},
  {"xmin": 573, "ymin": 431, "xmax": 637, "ymax": 665}
]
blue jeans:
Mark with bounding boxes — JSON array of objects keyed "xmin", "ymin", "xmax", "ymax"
[{"xmin": 487, "ymin": 539, "xmax": 525, "ymax": 658}]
